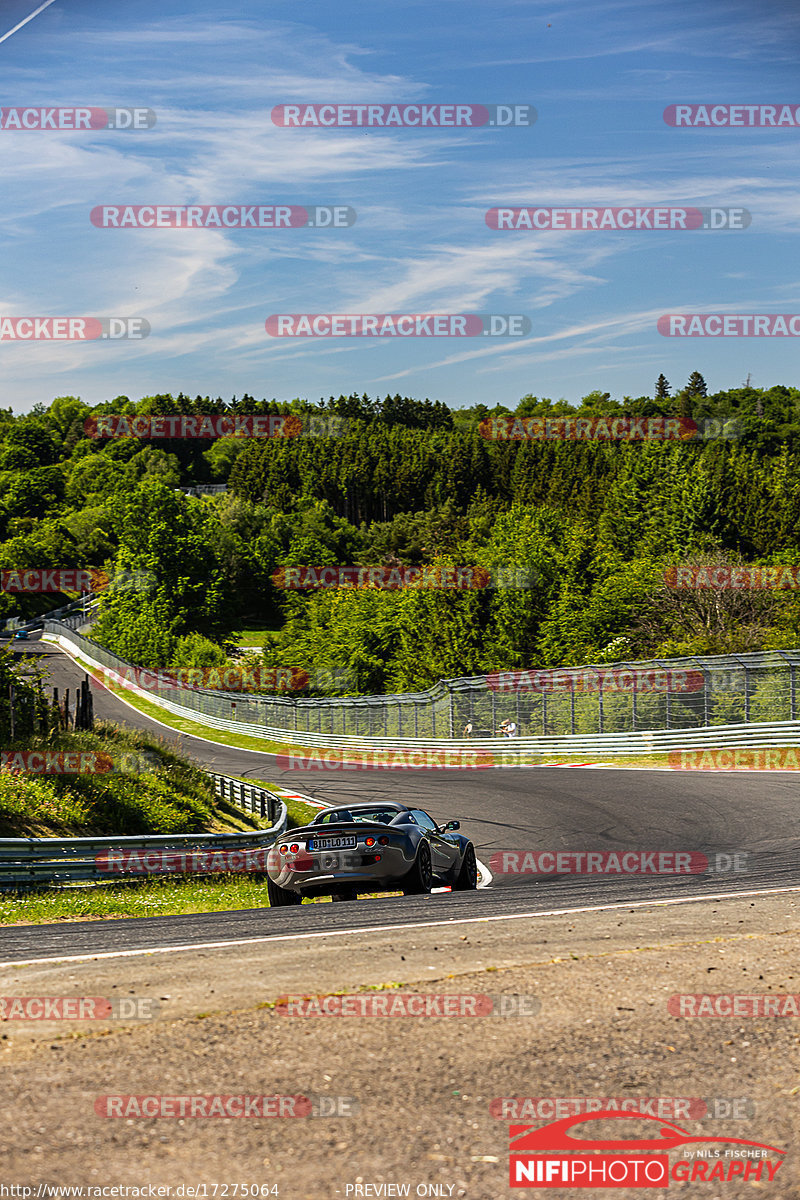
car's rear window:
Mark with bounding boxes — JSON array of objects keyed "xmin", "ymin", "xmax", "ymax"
[{"xmin": 320, "ymin": 808, "xmax": 403, "ymax": 824}]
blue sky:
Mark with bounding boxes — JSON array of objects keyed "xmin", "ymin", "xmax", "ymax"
[{"xmin": 1, "ymin": 0, "xmax": 799, "ymax": 412}]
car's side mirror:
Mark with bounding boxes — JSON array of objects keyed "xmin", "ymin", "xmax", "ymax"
[{"xmin": 442, "ymin": 820, "xmax": 460, "ymax": 831}]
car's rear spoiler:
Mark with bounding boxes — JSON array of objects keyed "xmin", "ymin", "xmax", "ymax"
[{"xmin": 298, "ymin": 821, "xmax": 398, "ymax": 836}]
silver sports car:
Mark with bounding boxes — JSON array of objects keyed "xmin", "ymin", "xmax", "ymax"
[{"xmin": 265, "ymin": 800, "xmax": 479, "ymax": 905}]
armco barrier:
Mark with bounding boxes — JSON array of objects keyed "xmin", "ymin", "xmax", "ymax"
[
  {"xmin": 0, "ymin": 773, "xmax": 287, "ymax": 891},
  {"xmin": 40, "ymin": 624, "xmax": 800, "ymax": 755},
  {"xmin": 211, "ymin": 772, "xmax": 281, "ymax": 822}
]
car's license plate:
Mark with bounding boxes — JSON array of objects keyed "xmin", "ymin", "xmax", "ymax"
[{"xmin": 309, "ymin": 835, "xmax": 357, "ymax": 850}]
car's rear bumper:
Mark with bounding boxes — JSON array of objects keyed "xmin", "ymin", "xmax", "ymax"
[{"xmin": 268, "ymin": 844, "xmax": 415, "ymax": 894}]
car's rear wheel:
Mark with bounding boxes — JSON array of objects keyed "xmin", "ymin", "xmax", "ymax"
[
  {"xmin": 266, "ymin": 876, "xmax": 302, "ymax": 907},
  {"xmin": 453, "ymin": 843, "xmax": 478, "ymax": 890},
  {"xmin": 402, "ymin": 841, "xmax": 433, "ymax": 895}
]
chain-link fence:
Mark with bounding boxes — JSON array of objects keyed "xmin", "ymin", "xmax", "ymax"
[{"xmin": 42, "ymin": 622, "xmax": 800, "ymax": 741}]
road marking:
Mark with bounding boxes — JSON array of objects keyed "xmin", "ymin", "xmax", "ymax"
[{"xmin": 2, "ymin": 884, "xmax": 797, "ymax": 969}]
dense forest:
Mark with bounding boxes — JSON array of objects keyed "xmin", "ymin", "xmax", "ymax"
[{"xmin": 3, "ymin": 375, "xmax": 800, "ymax": 694}]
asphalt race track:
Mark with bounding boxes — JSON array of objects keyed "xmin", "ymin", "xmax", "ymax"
[{"xmin": 2, "ymin": 635, "xmax": 798, "ymax": 964}]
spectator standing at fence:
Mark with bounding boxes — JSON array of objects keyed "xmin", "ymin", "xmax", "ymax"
[{"xmin": 462, "ymin": 721, "xmax": 474, "ymax": 737}]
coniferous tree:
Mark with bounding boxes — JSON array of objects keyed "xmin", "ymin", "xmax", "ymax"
[{"xmin": 686, "ymin": 371, "xmax": 708, "ymax": 398}]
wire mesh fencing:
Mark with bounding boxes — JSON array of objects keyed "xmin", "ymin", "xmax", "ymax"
[{"xmin": 42, "ymin": 623, "xmax": 800, "ymax": 740}]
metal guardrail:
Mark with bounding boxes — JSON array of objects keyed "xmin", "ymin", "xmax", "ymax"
[
  {"xmin": 256, "ymin": 719, "xmax": 800, "ymax": 759},
  {"xmin": 40, "ymin": 621, "xmax": 800, "ymax": 742},
  {"xmin": 0, "ymin": 773, "xmax": 287, "ymax": 891},
  {"xmin": 38, "ymin": 626, "xmax": 800, "ymax": 756},
  {"xmin": 211, "ymin": 773, "xmax": 282, "ymax": 823},
  {"xmin": 38, "ymin": 627, "xmax": 800, "ymax": 757}
]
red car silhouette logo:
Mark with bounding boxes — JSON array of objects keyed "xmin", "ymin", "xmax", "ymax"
[{"xmin": 510, "ymin": 1110, "xmax": 785, "ymax": 1155}]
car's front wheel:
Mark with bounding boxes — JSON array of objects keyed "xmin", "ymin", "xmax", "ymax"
[
  {"xmin": 266, "ymin": 876, "xmax": 302, "ymax": 907},
  {"xmin": 453, "ymin": 843, "xmax": 478, "ymax": 890},
  {"xmin": 402, "ymin": 841, "xmax": 433, "ymax": 895}
]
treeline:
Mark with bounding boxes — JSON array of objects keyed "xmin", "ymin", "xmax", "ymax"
[{"xmin": 2, "ymin": 380, "xmax": 800, "ymax": 692}]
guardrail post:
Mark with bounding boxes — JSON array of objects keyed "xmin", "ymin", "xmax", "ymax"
[
  {"xmin": 260, "ymin": 791, "xmax": 266, "ymax": 820},
  {"xmin": 541, "ymin": 690, "xmax": 547, "ymax": 736},
  {"xmin": 570, "ymin": 685, "xmax": 575, "ymax": 735},
  {"xmin": 631, "ymin": 679, "xmax": 637, "ymax": 732},
  {"xmin": 792, "ymin": 663, "xmax": 797, "ymax": 722},
  {"xmin": 744, "ymin": 664, "xmax": 750, "ymax": 722},
  {"xmin": 598, "ymin": 681, "xmax": 604, "ymax": 735}
]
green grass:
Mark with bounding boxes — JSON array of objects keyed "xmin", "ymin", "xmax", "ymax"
[
  {"xmin": 232, "ymin": 630, "xmax": 276, "ymax": 648},
  {"xmin": 0, "ymin": 875, "xmax": 274, "ymax": 924},
  {"xmin": 0, "ymin": 723, "xmax": 264, "ymax": 838}
]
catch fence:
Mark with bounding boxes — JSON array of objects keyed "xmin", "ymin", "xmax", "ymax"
[{"xmin": 41, "ymin": 623, "xmax": 800, "ymax": 741}]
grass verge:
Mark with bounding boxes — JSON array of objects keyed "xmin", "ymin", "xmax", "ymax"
[
  {"xmin": 0, "ymin": 875, "xmax": 275, "ymax": 924},
  {"xmin": 0, "ymin": 723, "xmax": 267, "ymax": 838}
]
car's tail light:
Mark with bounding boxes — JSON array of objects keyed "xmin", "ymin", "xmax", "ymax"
[
  {"xmin": 289, "ymin": 843, "xmax": 300, "ymax": 853},
  {"xmin": 378, "ymin": 836, "xmax": 389, "ymax": 845},
  {"xmin": 364, "ymin": 836, "xmax": 376, "ymax": 847},
  {"xmin": 279, "ymin": 845, "xmax": 288, "ymax": 854}
]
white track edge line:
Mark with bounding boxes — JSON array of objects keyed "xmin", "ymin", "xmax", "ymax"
[{"xmin": 2, "ymin": 884, "xmax": 798, "ymax": 969}]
